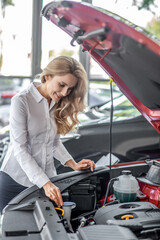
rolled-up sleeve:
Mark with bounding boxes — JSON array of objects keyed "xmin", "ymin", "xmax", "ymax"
[
  {"xmin": 53, "ymin": 135, "xmax": 73, "ymax": 165},
  {"xmin": 10, "ymin": 96, "xmax": 50, "ymax": 188}
]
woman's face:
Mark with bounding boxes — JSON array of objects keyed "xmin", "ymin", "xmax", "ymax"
[{"xmin": 45, "ymin": 73, "xmax": 78, "ymax": 102}]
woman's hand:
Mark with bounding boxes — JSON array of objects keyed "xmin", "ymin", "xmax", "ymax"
[
  {"xmin": 65, "ymin": 159, "xmax": 95, "ymax": 172},
  {"xmin": 74, "ymin": 159, "xmax": 95, "ymax": 171},
  {"xmin": 43, "ymin": 181, "xmax": 63, "ymax": 207}
]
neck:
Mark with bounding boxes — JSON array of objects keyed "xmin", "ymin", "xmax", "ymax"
[
  {"xmin": 47, "ymin": 98, "xmax": 52, "ymax": 106},
  {"xmin": 37, "ymin": 84, "xmax": 51, "ymax": 104}
]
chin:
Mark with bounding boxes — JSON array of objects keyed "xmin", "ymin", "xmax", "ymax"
[{"xmin": 54, "ymin": 98, "xmax": 60, "ymax": 103}]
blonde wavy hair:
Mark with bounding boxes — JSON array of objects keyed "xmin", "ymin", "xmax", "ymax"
[{"xmin": 40, "ymin": 56, "xmax": 87, "ymax": 135}]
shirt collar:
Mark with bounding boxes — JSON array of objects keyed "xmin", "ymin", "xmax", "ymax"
[
  {"xmin": 30, "ymin": 81, "xmax": 43, "ymax": 103},
  {"xmin": 49, "ymin": 100, "xmax": 56, "ymax": 110}
]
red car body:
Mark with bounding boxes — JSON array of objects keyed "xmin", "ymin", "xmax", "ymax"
[{"xmin": 1, "ymin": 2, "xmax": 160, "ymax": 239}]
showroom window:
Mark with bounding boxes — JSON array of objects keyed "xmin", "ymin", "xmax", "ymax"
[
  {"xmin": 0, "ymin": 0, "xmax": 32, "ymax": 76},
  {"xmin": 41, "ymin": 0, "xmax": 81, "ymax": 69}
]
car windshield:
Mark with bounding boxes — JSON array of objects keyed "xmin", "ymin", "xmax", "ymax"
[{"xmin": 78, "ymin": 90, "xmax": 141, "ymax": 123}]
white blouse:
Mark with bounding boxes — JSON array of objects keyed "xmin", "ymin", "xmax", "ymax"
[{"xmin": 1, "ymin": 82, "xmax": 73, "ymax": 188}]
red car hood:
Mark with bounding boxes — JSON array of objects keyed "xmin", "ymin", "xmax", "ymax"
[{"xmin": 42, "ymin": 1, "xmax": 160, "ymax": 133}]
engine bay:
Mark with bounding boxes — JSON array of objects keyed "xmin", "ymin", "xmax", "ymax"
[{"xmin": 2, "ymin": 160, "xmax": 160, "ymax": 239}]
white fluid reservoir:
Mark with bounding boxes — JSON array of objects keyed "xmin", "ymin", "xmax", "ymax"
[{"xmin": 113, "ymin": 170, "xmax": 139, "ymax": 203}]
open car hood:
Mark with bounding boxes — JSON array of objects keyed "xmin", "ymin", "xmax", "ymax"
[{"xmin": 42, "ymin": 1, "xmax": 160, "ymax": 133}]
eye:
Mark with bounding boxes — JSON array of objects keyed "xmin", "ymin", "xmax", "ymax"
[{"xmin": 59, "ymin": 83, "xmax": 65, "ymax": 87}]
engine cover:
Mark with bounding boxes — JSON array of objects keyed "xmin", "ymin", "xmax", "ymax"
[{"xmin": 94, "ymin": 202, "xmax": 160, "ymax": 230}]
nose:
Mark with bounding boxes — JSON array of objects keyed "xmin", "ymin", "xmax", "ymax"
[{"xmin": 61, "ymin": 87, "xmax": 69, "ymax": 96}]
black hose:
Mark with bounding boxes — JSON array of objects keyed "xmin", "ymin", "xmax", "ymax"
[
  {"xmin": 103, "ymin": 177, "xmax": 118, "ymax": 206},
  {"xmin": 109, "ymin": 79, "xmax": 113, "ymax": 176}
]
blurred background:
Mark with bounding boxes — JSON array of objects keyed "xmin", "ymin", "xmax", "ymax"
[
  {"xmin": 0, "ymin": 1, "xmax": 160, "ymax": 237},
  {"xmin": 0, "ymin": 0, "xmax": 160, "ymax": 130}
]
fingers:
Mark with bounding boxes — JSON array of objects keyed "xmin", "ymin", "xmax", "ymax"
[
  {"xmin": 86, "ymin": 159, "xmax": 95, "ymax": 171},
  {"xmin": 49, "ymin": 186, "xmax": 63, "ymax": 207},
  {"xmin": 43, "ymin": 182, "xmax": 63, "ymax": 207},
  {"xmin": 78, "ymin": 159, "xmax": 95, "ymax": 171}
]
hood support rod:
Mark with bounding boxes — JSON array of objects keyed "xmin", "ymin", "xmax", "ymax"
[{"xmin": 100, "ymin": 48, "xmax": 111, "ymax": 61}]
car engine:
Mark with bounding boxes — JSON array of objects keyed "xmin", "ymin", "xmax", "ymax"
[{"xmin": 1, "ymin": 160, "xmax": 160, "ymax": 240}]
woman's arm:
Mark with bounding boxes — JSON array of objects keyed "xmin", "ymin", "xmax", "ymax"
[{"xmin": 53, "ymin": 136, "xmax": 95, "ymax": 171}]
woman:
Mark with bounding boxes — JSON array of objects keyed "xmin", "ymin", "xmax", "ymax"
[{"xmin": 0, "ymin": 56, "xmax": 95, "ymax": 213}]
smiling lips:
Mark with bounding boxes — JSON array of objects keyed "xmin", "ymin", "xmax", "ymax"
[{"xmin": 54, "ymin": 92, "xmax": 62, "ymax": 101}]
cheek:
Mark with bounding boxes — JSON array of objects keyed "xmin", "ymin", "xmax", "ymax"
[
  {"xmin": 48, "ymin": 82, "xmax": 57, "ymax": 92},
  {"xmin": 55, "ymin": 83, "xmax": 62, "ymax": 92}
]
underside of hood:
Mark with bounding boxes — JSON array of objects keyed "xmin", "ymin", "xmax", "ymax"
[{"xmin": 41, "ymin": 1, "xmax": 160, "ymax": 133}]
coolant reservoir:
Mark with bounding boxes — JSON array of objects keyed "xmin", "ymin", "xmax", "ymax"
[{"xmin": 113, "ymin": 170, "xmax": 139, "ymax": 203}]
